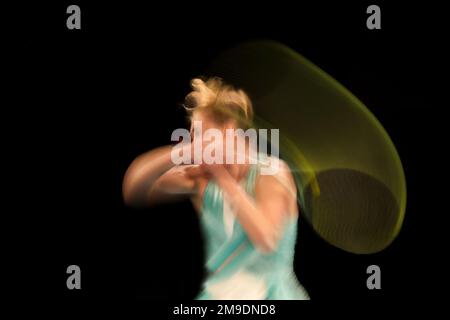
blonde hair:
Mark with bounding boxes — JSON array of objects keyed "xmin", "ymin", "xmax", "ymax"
[{"xmin": 184, "ymin": 77, "xmax": 253, "ymax": 129}]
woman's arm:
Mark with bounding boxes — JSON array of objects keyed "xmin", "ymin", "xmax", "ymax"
[
  {"xmin": 122, "ymin": 144, "xmax": 198, "ymax": 207},
  {"xmin": 208, "ymin": 162, "xmax": 297, "ymax": 253}
]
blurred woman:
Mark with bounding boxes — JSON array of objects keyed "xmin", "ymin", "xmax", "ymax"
[{"xmin": 123, "ymin": 77, "xmax": 309, "ymax": 299}]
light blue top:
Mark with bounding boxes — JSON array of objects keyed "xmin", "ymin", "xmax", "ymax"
[{"xmin": 195, "ymin": 161, "xmax": 309, "ymax": 300}]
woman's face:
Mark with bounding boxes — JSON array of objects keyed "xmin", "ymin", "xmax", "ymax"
[
  {"xmin": 190, "ymin": 111, "xmax": 240, "ymax": 164},
  {"xmin": 191, "ymin": 111, "xmax": 221, "ymax": 135}
]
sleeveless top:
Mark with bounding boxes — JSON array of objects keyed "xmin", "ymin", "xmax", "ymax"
[{"xmin": 195, "ymin": 160, "xmax": 310, "ymax": 300}]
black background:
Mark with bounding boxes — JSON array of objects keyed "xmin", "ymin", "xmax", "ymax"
[{"xmin": 9, "ymin": 0, "xmax": 442, "ymax": 313}]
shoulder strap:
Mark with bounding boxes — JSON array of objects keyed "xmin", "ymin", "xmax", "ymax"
[{"xmin": 244, "ymin": 163, "xmax": 258, "ymax": 197}]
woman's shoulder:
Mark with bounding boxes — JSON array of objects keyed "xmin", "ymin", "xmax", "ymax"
[
  {"xmin": 254, "ymin": 156, "xmax": 299, "ymax": 219},
  {"xmin": 255, "ymin": 156, "xmax": 297, "ymax": 200},
  {"xmin": 256, "ymin": 155, "xmax": 292, "ymax": 179}
]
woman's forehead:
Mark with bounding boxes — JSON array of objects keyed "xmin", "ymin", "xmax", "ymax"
[{"xmin": 191, "ymin": 111, "xmax": 215, "ymax": 124}]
